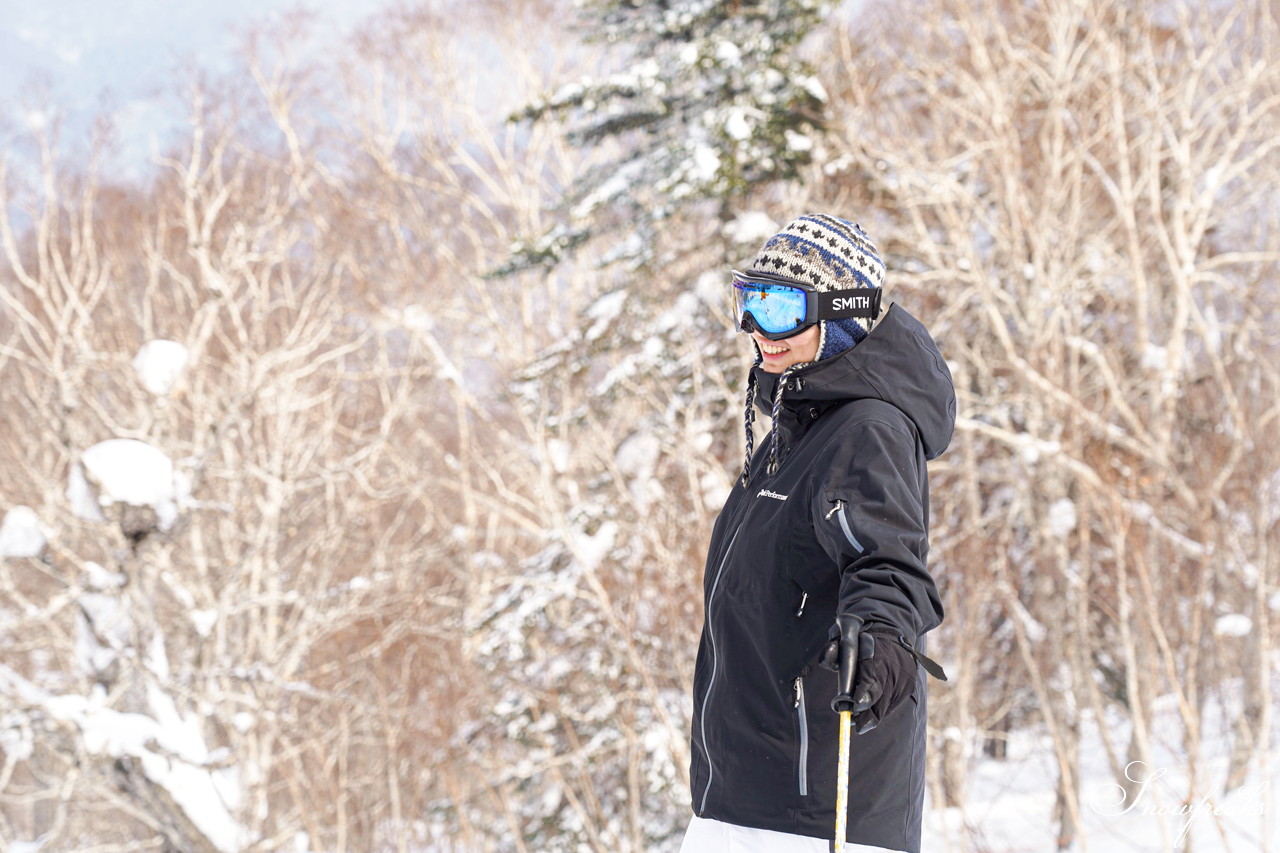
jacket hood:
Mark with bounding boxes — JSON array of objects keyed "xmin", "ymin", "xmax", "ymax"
[{"xmin": 754, "ymin": 303, "xmax": 956, "ymax": 460}]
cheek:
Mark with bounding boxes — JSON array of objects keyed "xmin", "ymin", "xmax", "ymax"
[{"xmin": 795, "ymin": 328, "xmax": 821, "ymax": 361}]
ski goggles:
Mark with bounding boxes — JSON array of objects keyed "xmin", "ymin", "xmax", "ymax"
[{"xmin": 731, "ymin": 270, "xmax": 882, "ymax": 340}]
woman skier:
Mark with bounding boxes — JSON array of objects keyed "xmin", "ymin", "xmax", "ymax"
[{"xmin": 682, "ymin": 214, "xmax": 954, "ymax": 853}]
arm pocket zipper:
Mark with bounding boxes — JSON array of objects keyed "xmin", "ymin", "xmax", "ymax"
[{"xmin": 825, "ymin": 499, "xmax": 864, "ymax": 554}]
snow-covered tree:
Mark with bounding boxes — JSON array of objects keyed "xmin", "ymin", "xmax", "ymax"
[
  {"xmin": 5, "ymin": 1, "xmax": 1278, "ymax": 850},
  {"xmin": 463, "ymin": 4, "xmax": 848, "ymax": 849},
  {"xmin": 501, "ymin": 0, "xmax": 833, "ymax": 274},
  {"xmin": 815, "ymin": 0, "xmax": 1280, "ymax": 844}
]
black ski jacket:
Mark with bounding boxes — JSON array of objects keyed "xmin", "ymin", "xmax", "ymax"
[{"xmin": 689, "ymin": 304, "xmax": 955, "ymax": 852}]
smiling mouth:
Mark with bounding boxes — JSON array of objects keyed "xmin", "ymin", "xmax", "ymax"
[{"xmin": 760, "ymin": 343, "xmax": 789, "ymax": 355}]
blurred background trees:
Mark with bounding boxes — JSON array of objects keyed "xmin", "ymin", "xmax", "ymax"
[{"xmin": 1, "ymin": 0, "xmax": 1277, "ymax": 850}]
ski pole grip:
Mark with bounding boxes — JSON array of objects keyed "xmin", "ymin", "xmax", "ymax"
[{"xmin": 830, "ymin": 614, "xmax": 864, "ymax": 713}]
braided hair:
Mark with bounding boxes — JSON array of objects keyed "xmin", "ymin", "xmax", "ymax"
[
  {"xmin": 740, "ymin": 358, "xmax": 807, "ymax": 485},
  {"xmin": 739, "ymin": 351, "xmax": 763, "ymax": 487},
  {"xmin": 767, "ymin": 366, "xmax": 801, "ymax": 476}
]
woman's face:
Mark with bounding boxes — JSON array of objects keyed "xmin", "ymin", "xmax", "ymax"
[{"xmin": 754, "ymin": 325, "xmax": 820, "ymax": 374}]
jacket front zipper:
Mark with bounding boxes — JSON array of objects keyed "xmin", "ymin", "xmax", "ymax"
[
  {"xmin": 696, "ymin": 523, "xmax": 744, "ymax": 814},
  {"xmin": 698, "ymin": 433, "xmax": 793, "ymax": 814},
  {"xmin": 794, "ymin": 676, "xmax": 809, "ymax": 797}
]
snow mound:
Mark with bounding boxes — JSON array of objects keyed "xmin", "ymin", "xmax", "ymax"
[
  {"xmin": 133, "ymin": 339, "xmax": 190, "ymax": 395},
  {"xmin": 0, "ymin": 666, "xmax": 248, "ymax": 852},
  {"xmin": 0, "ymin": 506, "xmax": 47, "ymax": 557},
  {"xmin": 1214, "ymin": 614, "xmax": 1252, "ymax": 637},
  {"xmin": 1046, "ymin": 498, "xmax": 1077, "ymax": 539},
  {"xmin": 722, "ymin": 211, "xmax": 777, "ymax": 245},
  {"xmin": 69, "ymin": 439, "xmax": 192, "ymax": 532}
]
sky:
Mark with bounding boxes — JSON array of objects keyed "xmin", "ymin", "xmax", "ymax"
[
  {"xmin": 0, "ymin": 0, "xmax": 399, "ymax": 178},
  {"xmin": 0, "ymin": 0, "xmax": 867, "ymax": 183}
]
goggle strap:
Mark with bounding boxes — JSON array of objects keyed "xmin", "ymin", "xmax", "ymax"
[{"xmin": 818, "ymin": 288, "xmax": 882, "ymax": 320}]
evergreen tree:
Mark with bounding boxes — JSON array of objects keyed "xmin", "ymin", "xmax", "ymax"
[
  {"xmin": 489, "ymin": 0, "xmax": 843, "ymax": 584},
  {"xmin": 501, "ymin": 0, "xmax": 834, "ymax": 274},
  {"xmin": 467, "ymin": 4, "xmax": 838, "ymax": 850}
]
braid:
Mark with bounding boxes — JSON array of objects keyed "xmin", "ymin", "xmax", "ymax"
[
  {"xmin": 768, "ymin": 366, "xmax": 800, "ymax": 476},
  {"xmin": 768, "ymin": 373, "xmax": 785, "ymax": 475},
  {"xmin": 740, "ymin": 354, "xmax": 762, "ymax": 486}
]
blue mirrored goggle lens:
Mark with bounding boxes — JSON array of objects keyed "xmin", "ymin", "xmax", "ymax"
[{"xmin": 733, "ymin": 282, "xmax": 808, "ymax": 334}]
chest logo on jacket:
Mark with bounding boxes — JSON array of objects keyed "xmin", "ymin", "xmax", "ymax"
[{"xmin": 756, "ymin": 489, "xmax": 789, "ymax": 501}]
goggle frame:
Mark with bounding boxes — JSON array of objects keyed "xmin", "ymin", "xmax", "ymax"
[{"xmin": 731, "ymin": 269, "xmax": 882, "ymax": 341}]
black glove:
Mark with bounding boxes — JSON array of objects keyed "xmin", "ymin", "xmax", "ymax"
[{"xmin": 820, "ymin": 619, "xmax": 918, "ymax": 734}]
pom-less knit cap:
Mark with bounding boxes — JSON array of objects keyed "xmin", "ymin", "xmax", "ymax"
[
  {"xmin": 737, "ymin": 214, "xmax": 886, "ymax": 485},
  {"xmin": 747, "ymin": 214, "xmax": 885, "ymax": 361}
]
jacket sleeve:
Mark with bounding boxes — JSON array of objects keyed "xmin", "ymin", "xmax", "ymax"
[{"xmin": 810, "ymin": 412, "xmax": 943, "ymax": 639}]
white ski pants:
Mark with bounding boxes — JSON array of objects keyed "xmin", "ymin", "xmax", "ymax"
[{"xmin": 678, "ymin": 816, "xmax": 906, "ymax": 853}]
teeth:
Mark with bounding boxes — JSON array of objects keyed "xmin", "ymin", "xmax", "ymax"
[{"xmin": 761, "ymin": 344, "xmax": 787, "ymax": 354}]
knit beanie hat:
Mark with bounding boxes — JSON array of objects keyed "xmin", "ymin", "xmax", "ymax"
[{"xmin": 747, "ymin": 214, "xmax": 885, "ymax": 361}]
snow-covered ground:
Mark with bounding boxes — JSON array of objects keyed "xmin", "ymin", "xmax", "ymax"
[{"xmin": 923, "ymin": 686, "xmax": 1278, "ymax": 852}]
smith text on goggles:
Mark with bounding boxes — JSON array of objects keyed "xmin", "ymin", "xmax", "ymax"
[{"xmin": 731, "ymin": 270, "xmax": 882, "ymax": 340}]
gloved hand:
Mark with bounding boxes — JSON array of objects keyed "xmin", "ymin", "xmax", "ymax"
[{"xmin": 820, "ymin": 618, "xmax": 918, "ymax": 734}]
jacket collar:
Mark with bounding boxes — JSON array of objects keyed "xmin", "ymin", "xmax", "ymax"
[{"xmin": 750, "ymin": 303, "xmax": 955, "ymax": 461}]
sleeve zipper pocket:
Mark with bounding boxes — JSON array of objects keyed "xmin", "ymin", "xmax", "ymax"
[{"xmin": 825, "ymin": 499, "xmax": 864, "ymax": 554}]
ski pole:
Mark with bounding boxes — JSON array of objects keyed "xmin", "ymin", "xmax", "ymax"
[
  {"xmin": 834, "ymin": 708, "xmax": 852, "ymax": 851},
  {"xmin": 831, "ymin": 614, "xmax": 864, "ymax": 852}
]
